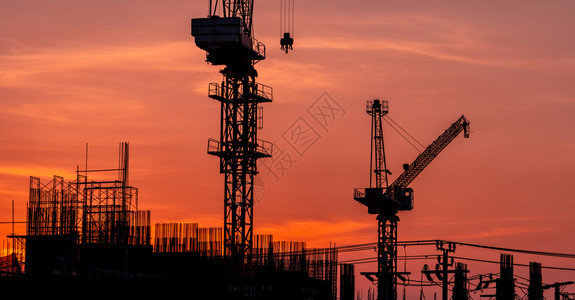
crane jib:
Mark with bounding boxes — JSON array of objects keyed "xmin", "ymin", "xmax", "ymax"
[{"xmin": 384, "ymin": 115, "xmax": 470, "ymax": 199}]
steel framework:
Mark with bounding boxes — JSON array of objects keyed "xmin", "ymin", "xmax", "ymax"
[
  {"xmin": 354, "ymin": 101, "xmax": 470, "ymax": 300},
  {"xmin": 192, "ymin": 0, "xmax": 272, "ymax": 271},
  {"xmin": 78, "ymin": 142, "xmax": 150, "ymax": 246},
  {"xmin": 27, "ymin": 176, "xmax": 81, "ymax": 237}
]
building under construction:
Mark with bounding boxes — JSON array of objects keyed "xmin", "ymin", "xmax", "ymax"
[
  {"xmin": 0, "ymin": 0, "xmax": 573, "ymax": 299},
  {"xmin": 3, "ymin": 161, "xmax": 570, "ymax": 299},
  {"xmin": 0, "ymin": 0, "xmax": 346, "ymax": 297},
  {"xmin": 0, "ymin": 142, "xmax": 342, "ymax": 299}
]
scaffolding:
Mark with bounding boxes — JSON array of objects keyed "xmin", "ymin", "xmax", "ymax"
[
  {"xmin": 27, "ymin": 176, "xmax": 81, "ymax": 237},
  {"xmin": 78, "ymin": 142, "xmax": 150, "ymax": 246},
  {"xmin": 21, "ymin": 142, "xmax": 151, "ymax": 277}
]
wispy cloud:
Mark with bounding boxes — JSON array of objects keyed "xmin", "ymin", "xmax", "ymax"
[
  {"xmin": 288, "ymin": 11, "xmax": 575, "ymax": 70},
  {"xmin": 0, "ymin": 166, "xmax": 76, "ymax": 179},
  {"xmin": 445, "ymin": 225, "xmax": 555, "ymax": 241},
  {"xmin": 295, "ymin": 36, "xmax": 550, "ymax": 68},
  {"xmin": 0, "ymin": 41, "xmax": 207, "ymax": 88}
]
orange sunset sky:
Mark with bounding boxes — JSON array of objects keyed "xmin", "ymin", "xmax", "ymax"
[{"xmin": 1, "ymin": 0, "xmax": 575, "ymax": 295}]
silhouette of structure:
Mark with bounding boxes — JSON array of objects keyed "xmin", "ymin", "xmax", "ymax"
[
  {"xmin": 191, "ymin": 0, "xmax": 273, "ymax": 273},
  {"xmin": 420, "ymin": 241, "xmax": 462, "ymax": 300},
  {"xmin": 280, "ymin": 0, "xmax": 294, "ymax": 53},
  {"xmin": 340, "ymin": 263, "xmax": 355, "ymax": 300},
  {"xmin": 496, "ymin": 254, "xmax": 515, "ymax": 300},
  {"xmin": 529, "ymin": 262, "xmax": 544, "ymax": 300},
  {"xmin": 3, "ymin": 2, "xmax": 575, "ymax": 298},
  {"xmin": 452, "ymin": 262, "xmax": 469, "ymax": 300},
  {"xmin": 153, "ymin": 222, "xmax": 339, "ymax": 298},
  {"xmin": 354, "ymin": 100, "xmax": 469, "ymax": 300},
  {"xmin": 544, "ymin": 281, "xmax": 575, "ymax": 300},
  {"xmin": 0, "ymin": 0, "xmax": 343, "ymax": 293},
  {"xmin": 23, "ymin": 143, "xmax": 152, "ymax": 278},
  {"xmin": 4, "ymin": 143, "xmax": 340, "ymax": 299},
  {"xmin": 437, "ymin": 241, "xmax": 457, "ymax": 300}
]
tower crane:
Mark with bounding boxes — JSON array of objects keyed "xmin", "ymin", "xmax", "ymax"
[
  {"xmin": 191, "ymin": 0, "xmax": 273, "ymax": 274},
  {"xmin": 354, "ymin": 100, "xmax": 470, "ymax": 300}
]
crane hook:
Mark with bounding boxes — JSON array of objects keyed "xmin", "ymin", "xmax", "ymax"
[{"xmin": 280, "ymin": 32, "xmax": 293, "ymax": 53}]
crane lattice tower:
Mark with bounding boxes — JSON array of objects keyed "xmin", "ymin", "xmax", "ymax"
[
  {"xmin": 191, "ymin": 0, "xmax": 273, "ymax": 272},
  {"xmin": 362, "ymin": 99, "xmax": 400, "ymax": 300}
]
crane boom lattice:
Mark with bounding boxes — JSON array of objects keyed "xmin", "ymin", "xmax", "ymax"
[{"xmin": 384, "ymin": 115, "xmax": 469, "ymax": 200}]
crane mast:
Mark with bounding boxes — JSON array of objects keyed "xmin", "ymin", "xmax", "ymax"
[
  {"xmin": 369, "ymin": 100, "xmax": 390, "ymax": 190},
  {"xmin": 192, "ymin": 0, "xmax": 272, "ymax": 274},
  {"xmin": 354, "ymin": 101, "xmax": 470, "ymax": 300}
]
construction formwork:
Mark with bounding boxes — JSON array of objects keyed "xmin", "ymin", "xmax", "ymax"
[
  {"xmin": 154, "ymin": 222, "xmax": 199, "ymax": 253},
  {"xmin": 154, "ymin": 223, "xmax": 223, "ymax": 257},
  {"xmin": 340, "ymin": 263, "xmax": 355, "ymax": 300},
  {"xmin": 453, "ymin": 263, "xmax": 469, "ymax": 300},
  {"xmin": 129, "ymin": 210, "xmax": 151, "ymax": 246},
  {"xmin": 153, "ymin": 223, "xmax": 339, "ymax": 299},
  {"xmin": 254, "ymin": 241, "xmax": 339, "ymax": 299},
  {"xmin": 496, "ymin": 254, "xmax": 515, "ymax": 300}
]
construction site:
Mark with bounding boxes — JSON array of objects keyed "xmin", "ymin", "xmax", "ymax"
[{"xmin": 0, "ymin": 1, "xmax": 574, "ymax": 299}]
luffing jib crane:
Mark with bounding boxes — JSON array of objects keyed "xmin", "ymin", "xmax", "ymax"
[{"xmin": 354, "ymin": 100, "xmax": 470, "ymax": 300}]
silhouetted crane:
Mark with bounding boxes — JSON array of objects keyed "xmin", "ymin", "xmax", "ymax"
[
  {"xmin": 354, "ymin": 100, "xmax": 470, "ymax": 300},
  {"xmin": 191, "ymin": 0, "xmax": 273, "ymax": 275}
]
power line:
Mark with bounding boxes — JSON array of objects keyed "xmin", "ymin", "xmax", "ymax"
[
  {"xmin": 453, "ymin": 256, "xmax": 575, "ymax": 272},
  {"xmin": 337, "ymin": 240, "xmax": 575, "ymax": 259},
  {"xmin": 340, "ymin": 254, "xmax": 438, "ymax": 265},
  {"xmin": 450, "ymin": 240, "xmax": 575, "ymax": 259}
]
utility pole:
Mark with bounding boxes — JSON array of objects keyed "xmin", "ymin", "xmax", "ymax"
[
  {"xmin": 421, "ymin": 241, "xmax": 460, "ymax": 300},
  {"xmin": 437, "ymin": 241, "xmax": 456, "ymax": 300},
  {"xmin": 544, "ymin": 281, "xmax": 574, "ymax": 300}
]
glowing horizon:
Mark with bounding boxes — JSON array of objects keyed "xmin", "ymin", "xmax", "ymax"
[{"xmin": 2, "ymin": 0, "xmax": 575, "ymax": 296}]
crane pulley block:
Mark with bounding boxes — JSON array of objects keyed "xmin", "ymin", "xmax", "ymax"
[{"xmin": 280, "ymin": 32, "xmax": 293, "ymax": 53}]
